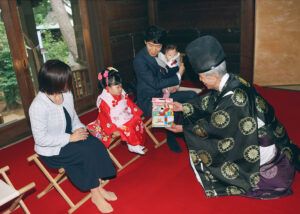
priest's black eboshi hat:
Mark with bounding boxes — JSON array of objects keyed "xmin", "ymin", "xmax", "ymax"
[{"xmin": 185, "ymin": 35, "xmax": 225, "ymax": 73}]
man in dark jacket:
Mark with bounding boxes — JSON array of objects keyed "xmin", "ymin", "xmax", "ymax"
[{"xmin": 133, "ymin": 25, "xmax": 197, "ymax": 152}]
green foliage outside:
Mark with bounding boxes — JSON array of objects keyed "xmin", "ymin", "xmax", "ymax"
[
  {"xmin": 32, "ymin": 0, "xmax": 52, "ymax": 25},
  {"xmin": 42, "ymin": 30, "xmax": 69, "ymax": 63},
  {"xmin": 0, "ymin": 0, "xmax": 70, "ymax": 110},
  {"xmin": 0, "ymin": 21, "xmax": 19, "ymax": 110},
  {"xmin": 33, "ymin": 0, "xmax": 69, "ymax": 63}
]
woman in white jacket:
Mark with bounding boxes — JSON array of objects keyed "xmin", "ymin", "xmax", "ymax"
[{"xmin": 29, "ymin": 60, "xmax": 116, "ymax": 213}]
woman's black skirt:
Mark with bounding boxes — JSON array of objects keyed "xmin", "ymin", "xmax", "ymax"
[{"xmin": 41, "ymin": 135, "xmax": 116, "ymax": 191}]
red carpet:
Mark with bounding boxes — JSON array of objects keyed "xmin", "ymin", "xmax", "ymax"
[{"xmin": 1, "ymin": 86, "xmax": 299, "ymax": 214}]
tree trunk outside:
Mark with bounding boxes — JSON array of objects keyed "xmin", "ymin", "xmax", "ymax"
[{"xmin": 50, "ymin": 0, "xmax": 78, "ymax": 61}]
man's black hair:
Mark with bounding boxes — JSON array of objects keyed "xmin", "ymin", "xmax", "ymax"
[{"xmin": 144, "ymin": 25, "xmax": 166, "ymax": 44}]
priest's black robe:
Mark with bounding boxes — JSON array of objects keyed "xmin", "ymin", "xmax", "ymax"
[{"xmin": 182, "ymin": 74, "xmax": 300, "ymax": 198}]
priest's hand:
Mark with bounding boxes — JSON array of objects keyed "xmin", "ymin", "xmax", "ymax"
[
  {"xmin": 166, "ymin": 124, "xmax": 183, "ymax": 133},
  {"xmin": 173, "ymin": 102, "xmax": 183, "ymax": 112}
]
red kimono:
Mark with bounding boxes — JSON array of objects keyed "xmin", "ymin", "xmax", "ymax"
[{"xmin": 87, "ymin": 89, "xmax": 144, "ymax": 148}]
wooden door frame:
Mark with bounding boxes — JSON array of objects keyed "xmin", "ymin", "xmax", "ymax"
[
  {"xmin": 240, "ymin": 0, "xmax": 255, "ymax": 83},
  {"xmin": 0, "ymin": 0, "xmax": 35, "ymax": 147},
  {"xmin": 0, "ymin": 0, "xmax": 100, "ymax": 147},
  {"xmin": 78, "ymin": 0, "xmax": 98, "ymax": 101}
]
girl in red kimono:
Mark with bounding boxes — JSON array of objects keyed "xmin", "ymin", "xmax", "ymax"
[{"xmin": 88, "ymin": 67, "xmax": 145, "ymax": 155}]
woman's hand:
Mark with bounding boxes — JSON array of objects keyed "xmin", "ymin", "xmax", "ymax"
[
  {"xmin": 173, "ymin": 101, "xmax": 183, "ymax": 112},
  {"xmin": 165, "ymin": 124, "xmax": 183, "ymax": 133},
  {"xmin": 70, "ymin": 128, "xmax": 89, "ymax": 142}
]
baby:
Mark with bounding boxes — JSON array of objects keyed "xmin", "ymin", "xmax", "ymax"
[{"xmin": 156, "ymin": 44, "xmax": 181, "ymax": 98}]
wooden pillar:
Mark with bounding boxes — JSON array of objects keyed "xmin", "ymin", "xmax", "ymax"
[
  {"xmin": 92, "ymin": 0, "xmax": 112, "ymax": 66},
  {"xmin": 78, "ymin": 0, "xmax": 98, "ymax": 99},
  {"xmin": 18, "ymin": 0, "xmax": 42, "ymax": 90},
  {"xmin": 148, "ymin": 0, "xmax": 157, "ymax": 25},
  {"xmin": 240, "ymin": 0, "xmax": 255, "ymax": 83},
  {"xmin": 0, "ymin": 0, "xmax": 35, "ymax": 119}
]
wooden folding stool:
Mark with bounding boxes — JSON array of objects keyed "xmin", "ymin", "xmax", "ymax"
[
  {"xmin": 108, "ymin": 135, "xmax": 146, "ymax": 171},
  {"xmin": 0, "ymin": 165, "xmax": 35, "ymax": 214},
  {"xmin": 143, "ymin": 117, "xmax": 167, "ymax": 148},
  {"xmin": 105, "ymin": 118, "xmax": 166, "ymax": 170},
  {"xmin": 87, "ymin": 120, "xmax": 146, "ymax": 172},
  {"xmin": 27, "ymin": 154, "xmax": 108, "ymax": 214}
]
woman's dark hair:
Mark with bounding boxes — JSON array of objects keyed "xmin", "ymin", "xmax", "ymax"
[
  {"xmin": 98, "ymin": 67, "xmax": 122, "ymax": 89},
  {"xmin": 38, "ymin": 59, "xmax": 72, "ymax": 94},
  {"xmin": 144, "ymin": 25, "xmax": 166, "ymax": 44}
]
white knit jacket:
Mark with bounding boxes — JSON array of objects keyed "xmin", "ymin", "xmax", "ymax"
[{"xmin": 29, "ymin": 92, "xmax": 85, "ymax": 156}]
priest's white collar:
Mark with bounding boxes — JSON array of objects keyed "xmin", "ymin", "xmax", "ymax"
[{"xmin": 219, "ymin": 73, "xmax": 229, "ymax": 92}]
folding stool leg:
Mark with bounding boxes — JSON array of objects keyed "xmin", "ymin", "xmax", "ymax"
[
  {"xmin": 3, "ymin": 195, "xmax": 23, "ymax": 214},
  {"xmin": 108, "ymin": 136, "xmax": 145, "ymax": 171},
  {"xmin": 27, "ymin": 154, "xmax": 75, "ymax": 208},
  {"xmin": 108, "ymin": 150, "xmax": 124, "ymax": 171},
  {"xmin": 40, "ymin": 169, "xmax": 67, "ymax": 199},
  {"xmin": 27, "ymin": 154, "xmax": 110, "ymax": 214},
  {"xmin": 67, "ymin": 193, "xmax": 91, "ymax": 214},
  {"xmin": 144, "ymin": 118, "xmax": 167, "ymax": 148},
  {"xmin": 67, "ymin": 180, "xmax": 109, "ymax": 214},
  {"xmin": 4, "ymin": 184, "xmax": 35, "ymax": 214},
  {"xmin": 0, "ymin": 166, "xmax": 35, "ymax": 214},
  {"xmin": 115, "ymin": 151, "xmax": 144, "ymax": 171}
]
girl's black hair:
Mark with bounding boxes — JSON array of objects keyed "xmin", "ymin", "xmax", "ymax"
[
  {"xmin": 98, "ymin": 67, "xmax": 122, "ymax": 89},
  {"xmin": 38, "ymin": 59, "xmax": 72, "ymax": 94}
]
